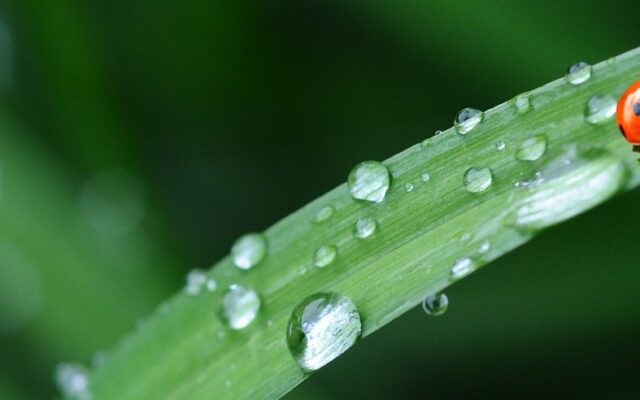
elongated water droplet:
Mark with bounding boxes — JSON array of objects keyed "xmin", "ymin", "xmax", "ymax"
[
  {"xmin": 420, "ymin": 172, "xmax": 431, "ymax": 182},
  {"xmin": 516, "ymin": 134, "xmax": 547, "ymax": 161},
  {"xmin": 404, "ymin": 182, "xmax": 414, "ymax": 192},
  {"xmin": 218, "ymin": 284, "xmax": 261, "ymax": 330},
  {"xmin": 185, "ymin": 269, "xmax": 207, "ymax": 295},
  {"xmin": 314, "ymin": 245, "xmax": 337, "ymax": 267},
  {"xmin": 286, "ymin": 292, "xmax": 362, "ymax": 372},
  {"xmin": 565, "ymin": 62, "xmax": 592, "ymax": 85},
  {"xmin": 513, "ymin": 93, "xmax": 531, "ymax": 114},
  {"xmin": 454, "ymin": 108, "xmax": 483, "ymax": 135},
  {"xmin": 314, "ymin": 206, "xmax": 334, "ymax": 223},
  {"xmin": 422, "ymin": 293, "xmax": 448, "ymax": 316},
  {"xmin": 463, "ymin": 167, "xmax": 493, "ymax": 193},
  {"xmin": 495, "ymin": 141, "xmax": 506, "ymax": 151},
  {"xmin": 231, "ymin": 233, "xmax": 267, "ymax": 270},
  {"xmin": 354, "ymin": 218, "xmax": 377, "ymax": 239},
  {"xmin": 585, "ymin": 94, "xmax": 616, "ymax": 125},
  {"xmin": 451, "ymin": 257, "xmax": 476, "ymax": 280},
  {"xmin": 347, "ymin": 161, "xmax": 391, "ymax": 203},
  {"xmin": 55, "ymin": 363, "xmax": 91, "ymax": 399}
]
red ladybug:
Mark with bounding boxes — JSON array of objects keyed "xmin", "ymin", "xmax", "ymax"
[{"xmin": 617, "ymin": 81, "xmax": 640, "ymax": 151}]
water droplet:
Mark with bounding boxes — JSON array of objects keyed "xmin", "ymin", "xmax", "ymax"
[
  {"xmin": 516, "ymin": 134, "xmax": 547, "ymax": 161},
  {"xmin": 515, "ymin": 171, "xmax": 545, "ymax": 189},
  {"xmin": 55, "ymin": 363, "xmax": 91, "ymax": 399},
  {"xmin": 454, "ymin": 108, "xmax": 483, "ymax": 135},
  {"xmin": 347, "ymin": 161, "xmax": 391, "ymax": 203},
  {"xmin": 298, "ymin": 265, "xmax": 308, "ymax": 275},
  {"xmin": 314, "ymin": 245, "xmax": 337, "ymax": 268},
  {"xmin": 565, "ymin": 62, "xmax": 592, "ymax": 85},
  {"xmin": 420, "ymin": 172, "xmax": 431, "ymax": 182},
  {"xmin": 286, "ymin": 292, "xmax": 362, "ymax": 372},
  {"xmin": 495, "ymin": 141, "xmax": 506, "ymax": 151},
  {"xmin": 354, "ymin": 218, "xmax": 377, "ymax": 239},
  {"xmin": 422, "ymin": 293, "xmax": 449, "ymax": 316},
  {"xmin": 231, "ymin": 233, "xmax": 268, "ymax": 270},
  {"xmin": 478, "ymin": 240, "xmax": 491, "ymax": 254},
  {"xmin": 206, "ymin": 278, "xmax": 218, "ymax": 292},
  {"xmin": 314, "ymin": 206, "xmax": 334, "ymax": 223},
  {"xmin": 185, "ymin": 269, "xmax": 207, "ymax": 296},
  {"xmin": 420, "ymin": 138, "xmax": 431, "ymax": 148},
  {"xmin": 434, "ymin": 129, "xmax": 444, "ymax": 136},
  {"xmin": 513, "ymin": 93, "xmax": 531, "ymax": 114},
  {"xmin": 463, "ymin": 167, "xmax": 493, "ymax": 193},
  {"xmin": 218, "ymin": 284, "xmax": 261, "ymax": 330},
  {"xmin": 585, "ymin": 94, "xmax": 616, "ymax": 125},
  {"xmin": 450, "ymin": 257, "xmax": 476, "ymax": 280},
  {"xmin": 404, "ymin": 182, "xmax": 414, "ymax": 192}
]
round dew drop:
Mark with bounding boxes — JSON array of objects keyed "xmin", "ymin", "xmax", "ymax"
[
  {"xmin": 421, "ymin": 172, "xmax": 431, "ymax": 182},
  {"xmin": 422, "ymin": 293, "xmax": 449, "ymax": 316},
  {"xmin": 585, "ymin": 95, "xmax": 616, "ymax": 125},
  {"xmin": 354, "ymin": 217, "xmax": 377, "ymax": 239},
  {"xmin": 314, "ymin": 245, "xmax": 337, "ymax": 267},
  {"xmin": 218, "ymin": 284, "xmax": 261, "ymax": 330},
  {"xmin": 565, "ymin": 62, "xmax": 592, "ymax": 85},
  {"xmin": 347, "ymin": 161, "xmax": 391, "ymax": 203},
  {"xmin": 454, "ymin": 108, "xmax": 483, "ymax": 135},
  {"xmin": 516, "ymin": 134, "xmax": 547, "ymax": 161},
  {"xmin": 463, "ymin": 167, "xmax": 493, "ymax": 193},
  {"xmin": 231, "ymin": 233, "xmax": 268, "ymax": 270},
  {"xmin": 286, "ymin": 292, "xmax": 362, "ymax": 372}
]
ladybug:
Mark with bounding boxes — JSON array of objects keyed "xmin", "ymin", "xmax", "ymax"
[{"xmin": 617, "ymin": 80, "xmax": 640, "ymax": 152}]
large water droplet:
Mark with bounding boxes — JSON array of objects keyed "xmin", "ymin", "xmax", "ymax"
[
  {"xmin": 314, "ymin": 245, "xmax": 337, "ymax": 267},
  {"xmin": 585, "ymin": 94, "xmax": 616, "ymax": 125},
  {"xmin": 422, "ymin": 293, "xmax": 449, "ymax": 316},
  {"xmin": 286, "ymin": 292, "xmax": 362, "ymax": 372},
  {"xmin": 55, "ymin": 363, "xmax": 91, "ymax": 400},
  {"xmin": 354, "ymin": 218, "xmax": 377, "ymax": 239},
  {"xmin": 513, "ymin": 93, "xmax": 531, "ymax": 114},
  {"xmin": 565, "ymin": 62, "xmax": 592, "ymax": 85},
  {"xmin": 454, "ymin": 108, "xmax": 483, "ymax": 135},
  {"xmin": 347, "ymin": 161, "xmax": 391, "ymax": 203},
  {"xmin": 185, "ymin": 269, "xmax": 207, "ymax": 296},
  {"xmin": 218, "ymin": 284, "xmax": 261, "ymax": 330},
  {"xmin": 231, "ymin": 233, "xmax": 267, "ymax": 270},
  {"xmin": 515, "ymin": 134, "xmax": 547, "ymax": 161},
  {"xmin": 450, "ymin": 257, "xmax": 477, "ymax": 280},
  {"xmin": 314, "ymin": 206, "xmax": 334, "ymax": 223},
  {"xmin": 463, "ymin": 167, "xmax": 493, "ymax": 193}
]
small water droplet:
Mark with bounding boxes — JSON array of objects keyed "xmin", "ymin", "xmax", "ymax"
[
  {"xmin": 217, "ymin": 284, "xmax": 261, "ymax": 330},
  {"xmin": 516, "ymin": 134, "xmax": 547, "ymax": 161},
  {"xmin": 420, "ymin": 172, "xmax": 431, "ymax": 182},
  {"xmin": 585, "ymin": 94, "xmax": 616, "ymax": 125},
  {"xmin": 231, "ymin": 233, "xmax": 268, "ymax": 270},
  {"xmin": 354, "ymin": 218, "xmax": 377, "ymax": 239},
  {"xmin": 463, "ymin": 167, "xmax": 493, "ymax": 193},
  {"xmin": 55, "ymin": 363, "xmax": 91, "ymax": 399},
  {"xmin": 454, "ymin": 108, "xmax": 483, "ymax": 135},
  {"xmin": 404, "ymin": 182, "xmax": 414, "ymax": 192},
  {"xmin": 286, "ymin": 292, "xmax": 362, "ymax": 372},
  {"xmin": 347, "ymin": 161, "xmax": 391, "ymax": 203},
  {"xmin": 495, "ymin": 141, "xmax": 506, "ymax": 151},
  {"xmin": 185, "ymin": 269, "xmax": 207, "ymax": 296},
  {"xmin": 450, "ymin": 257, "xmax": 476, "ymax": 280},
  {"xmin": 422, "ymin": 293, "xmax": 449, "ymax": 316},
  {"xmin": 515, "ymin": 171, "xmax": 545, "ymax": 189},
  {"xmin": 565, "ymin": 62, "xmax": 592, "ymax": 85},
  {"xmin": 434, "ymin": 129, "xmax": 444, "ymax": 136},
  {"xmin": 314, "ymin": 245, "xmax": 337, "ymax": 267},
  {"xmin": 478, "ymin": 240, "xmax": 491, "ymax": 254},
  {"xmin": 421, "ymin": 138, "xmax": 431, "ymax": 148},
  {"xmin": 206, "ymin": 278, "xmax": 218, "ymax": 292},
  {"xmin": 314, "ymin": 206, "xmax": 334, "ymax": 223},
  {"xmin": 513, "ymin": 93, "xmax": 531, "ymax": 114}
]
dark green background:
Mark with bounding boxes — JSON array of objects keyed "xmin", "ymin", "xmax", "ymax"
[{"xmin": 0, "ymin": 1, "xmax": 638, "ymax": 398}]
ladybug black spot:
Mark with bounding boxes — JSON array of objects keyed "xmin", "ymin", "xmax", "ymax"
[
  {"xmin": 619, "ymin": 124, "xmax": 627, "ymax": 138},
  {"xmin": 634, "ymin": 102, "xmax": 640, "ymax": 116}
]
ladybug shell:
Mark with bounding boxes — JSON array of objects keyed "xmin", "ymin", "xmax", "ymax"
[{"xmin": 617, "ymin": 81, "xmax": 640, "ymax": 145}]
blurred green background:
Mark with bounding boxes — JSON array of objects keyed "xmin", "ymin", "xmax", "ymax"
[{"xmin": 0, "ymin": 1, "xmax": 638, "ymax": 398}]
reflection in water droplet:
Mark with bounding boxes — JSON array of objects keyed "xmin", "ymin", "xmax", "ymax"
[
  {"xmin": 354, "ymin": 218, "xmax": 377, "ymax": 239},
  {"xmin": 185, "ymin": 269, "xmax": 207, "ymax": 296},
  {"xmin": 347, "ymin": 161, "xmax": 391, "ymax": 203},
  {"xmin": 450, "ymin": 257, "xmax": 476, "ymax": 280},
  {"xmin": 516, "ymin": 135, "xmax": 547, "ymax": 161},
  {"xmin": 422, "ymin": 293, "xmax": 449, "ymax": 316},
  {"xmin": 218, "ymin": 284, "xmax": 261, "ymax": 330},
  {"xmin": 231, "ymin": 233, "xmax": 268, "ymax": 270},
  {"xmin": 55, "ymin": 363, "xmax": 91, "ymax": 399},
  {"xmin": 286, "ymin": 292, "xmax": 361, "ymax": 372},
  {"xmin": 454, "ymin": 108, "xmax": 483, "ymax": 135},
  {"xmin": 585, "ymin": 95, "xmax": 616, "ymax": 125},
  {"xmin": 464, "ymin": 167, "xmax": 493, "ymax": 193},
  {"xmin": 565, "ymin": 62, "xmax": 592, "ymax": 85},
  {"xmin": 314, "ymin": 245, "xmax": 337, "ymax": 267},
  {"xmin": 314, "ymin": 206, "xmax": 334, "ymax": 223}
]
